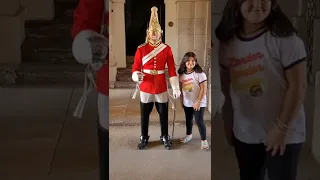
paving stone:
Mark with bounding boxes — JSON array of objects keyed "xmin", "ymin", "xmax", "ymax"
[
  {"xmin": 49, "ymin": 88, "xmax": 99, "ymax": 174},
  {"xmin": 109, "ymin": 125, "xmax": 212, "ymax": 180},
  {"xmin": 0, "ymin": 87, "xmax": 73, "ymax": 176}
]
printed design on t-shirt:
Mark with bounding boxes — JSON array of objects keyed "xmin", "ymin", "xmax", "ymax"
[
  {"xmin": 229, "ymin": 52, "xmax": 265, "ymax": 97},
  {"xmin": 182, "ymin": 78, "xmax": 194, "ymax": 92}
]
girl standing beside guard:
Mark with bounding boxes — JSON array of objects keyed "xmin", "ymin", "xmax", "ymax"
[{"xmin": 178, "ymin": 52, "xmax": 209, "ymax": 150}]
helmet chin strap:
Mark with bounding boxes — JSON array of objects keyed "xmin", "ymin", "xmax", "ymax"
[
  {"xmin": 148, "ymin": 38, "xmax": 162, "ymax": 46},
  {"xmin": 147, "ymin": 33, "xmax": 163, "ymax": 46}
]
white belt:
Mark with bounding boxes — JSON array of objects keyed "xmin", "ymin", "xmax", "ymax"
[{"xmin": 143, "ymin": 69, "xmax": 165, "ymax": 75}]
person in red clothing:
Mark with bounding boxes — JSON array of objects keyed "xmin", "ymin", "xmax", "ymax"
[
  {"xmin": 71, "ymin": 0, "xmax": 109, "ymax": 179},
  {"xmin": 132, "ymin": 6, "xmax": 181, "ymax": 150}
]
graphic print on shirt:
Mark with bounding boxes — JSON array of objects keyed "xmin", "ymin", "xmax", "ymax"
[
  {"xmin": 182, "ymin": 78, "xmax": 194, "ymax": 92},
  {"xmin": 229, "ymin": 52, "xmax": 265, "ymax": 97}
]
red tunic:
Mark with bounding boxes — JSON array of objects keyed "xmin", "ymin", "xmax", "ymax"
[
  {"xmin": 71, "ymin": 0, "xmax": 109, "ymax": 96},
  {"xmin": 132, "ymin": 43, "xmax": 177, "ymax": 94}
]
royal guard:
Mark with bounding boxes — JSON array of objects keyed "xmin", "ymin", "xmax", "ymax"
[
  {"xmin": 71, "ymin": 0, "xmax": 109, "ymax": 179},
  {"xmin": 132, "ymin": 6, "xmax": 181, "ymax": 150}
]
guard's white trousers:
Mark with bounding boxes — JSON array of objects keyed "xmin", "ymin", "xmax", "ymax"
[
  {"xmin": 140, "ymin": 91, "xmax": 168, "ymax": 103},
  {"xmin": 98, "ymin": 92, "xmax": 108, "ymax": 130}
]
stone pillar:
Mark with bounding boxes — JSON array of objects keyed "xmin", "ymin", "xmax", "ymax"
[
  {"xmin": 109, "ymin": 0, "xmax": 126, "ymax": 85},
  {"xmin": 195, "ymin": 0, "xmax": 210, "ymax": 67},
  {"xmin": 176, "ymin": 1, "xmax": 194, "ymax": 66},
  {"xmin": 110, "ymin": 0, "xmax": 126, "ymax": 68},
  {"xmin": 165, "ymin": 0, "xmax": 178, "ymax": 66},
  {"xmin": 175, "ymin": 0, "xmax": 210, "ymax": 67},
  {"xmin": 20, "ymin": 0, "xmax": 55, "ymax": 21},
  {"xmin": 313, "ymin": 71, "xmax": 320, "ymax": 164},
  {"xmin": 0, "ymin": 1, "xmax": 25, "ymax": 84}
]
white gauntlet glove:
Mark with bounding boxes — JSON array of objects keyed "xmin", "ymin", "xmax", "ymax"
[
  {"xmin": 169, "ymin": 76, "xmax": 181, "ymax": 99},
  {"xmin": 87, "ymin": 35, "xmax": 108, "ymax": 71},
  {"xmin": 72, "ymin": 30, "xmax": 108, "ymax": 70},
  {"xmin": 132, "ymin": 71, "xmax": 145, "ymax": 83},
  {"xmin": 173, "ymin": 89, "xmax": 181, "ymax": 99}
]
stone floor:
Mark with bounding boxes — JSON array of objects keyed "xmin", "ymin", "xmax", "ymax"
[
  {"xmin": 0, "ymin": 87, "xmax": 319, "ymax": 180},
  {"xmin": 110, "ymin": 125, "xmax": 211, "ymax": 180},
  {"xmin": 109, "ymin": 89, "xmax": 211, "ymax": 125},
  {"xmin": 0, "ymin": 87, "xmax": 99, "ymax": 179}
]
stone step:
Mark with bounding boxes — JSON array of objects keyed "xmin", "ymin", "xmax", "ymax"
[
  {"xmin": 7, "ymin": 2, "xmax": 86, "ymax": 87},
  {"xmin": 113, "ymin": 81, "xmax": 136, "ymax": 88},
  {"xmin": 21, "ymin": 3, "xmax": 76, "ymax": 64},
  {"xmin": 21, "ymin": 37, "xmax": 74, "ymax": 63},
  {"xmin": 25, "ymin": 22, "xmax": 72, "ymax": 39},
  {"xmin": 116, "ymin": 68, "xmax": 132, "ymax": 82},
  {"xmin": 24, "ymin": 2, "xmax": 75, "ymax": 27},
  {"xmin": 9, "ymin": 62, "xmax": 87, "ymax": 87}
]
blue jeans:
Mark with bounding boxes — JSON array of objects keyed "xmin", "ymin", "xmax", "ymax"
[{"xmin": 234, "ymin": 137, "xmax": 303, "ymax": 180}]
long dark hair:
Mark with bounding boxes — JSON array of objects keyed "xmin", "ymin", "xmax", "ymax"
[
  {"xmin": 178, "ymin": 52, "xmax": 203, "ymax": 75},
  {"xmin": 215, "ymin": 0, "xmax": 296, "ymax": 42}
]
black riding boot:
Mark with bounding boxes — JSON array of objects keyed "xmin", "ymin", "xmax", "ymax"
[
  {"xmin": 161, "ymin": 135, "xmax": 172, "ymax": 150},
  {"xmin": 138, "ymin": 102, "xmax": 154, "ymax": 150},
  {"xmin": 97, "ymin": 124, "xmax": 109, "ymax": 180},
  {"xmin": 155, "ymin": 102, "xmax": 172, "ymax": 150}
]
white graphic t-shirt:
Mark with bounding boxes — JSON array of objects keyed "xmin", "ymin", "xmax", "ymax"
[
  {"xmin": 179, "ymin": 71, "xmax": 207, "ymax": 107},
  {"xmin": 220, "ymin": 31, "xmax": 307, "ymax": 144}
]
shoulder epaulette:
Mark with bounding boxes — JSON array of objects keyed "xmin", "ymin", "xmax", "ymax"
[
  {"xmin": 163, "ymin": 43, "xmax": 170, "ymax": 48},
  {"xmin": 137, "ymin": 43, "xmax": 147, "ymax": 48}
]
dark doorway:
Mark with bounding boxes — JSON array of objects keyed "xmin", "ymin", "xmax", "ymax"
[{"xmin": 125, "ymin": 0, "xmax": 165, "ymax": 56}]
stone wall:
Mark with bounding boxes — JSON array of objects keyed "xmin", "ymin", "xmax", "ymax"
[
  {"xmin": 174, "ymin": 0, "xmax": 211, "ymax": 67},
  {"xmin": 165, "ymin": 0, "xmax": 211, "ymax": 112},
  {"xmin": 20, "ymin": 0, "xmax": 55, "ymax": 21},
  {"xmin": 0, "ymin": 1, "xmax": 25, "ymax": 84},
  {"xmin": 0, "ymin": 0, "xmax": 56, "ymax": 84}
]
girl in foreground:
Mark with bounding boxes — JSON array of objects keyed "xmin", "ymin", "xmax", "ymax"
[{"xmin": 216, "ymin": 0, "xmax": 307, "ymax": 179}]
